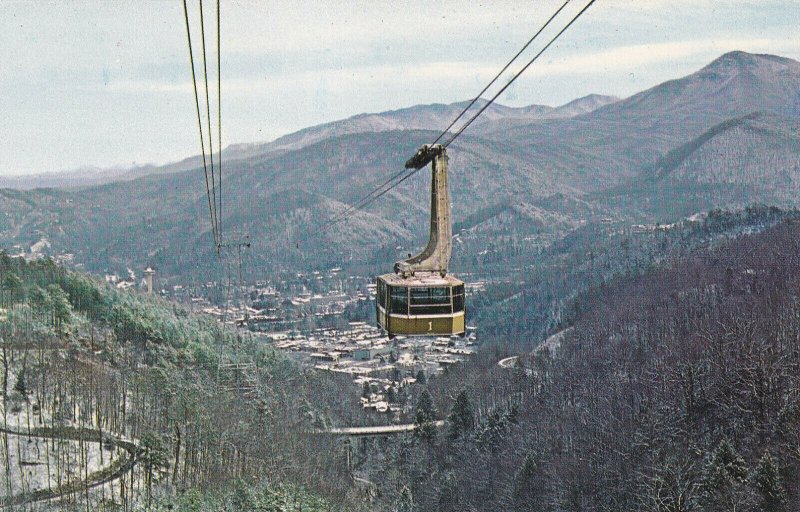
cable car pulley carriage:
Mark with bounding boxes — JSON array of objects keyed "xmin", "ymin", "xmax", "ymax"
[{"xmin": 376, "ymin": 144, "xmax": 466, "ymax": 337}]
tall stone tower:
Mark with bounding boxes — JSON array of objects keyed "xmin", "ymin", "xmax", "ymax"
[{"xmin": 143, "ymin": 267, "xmax": 156, "ymax": 294}]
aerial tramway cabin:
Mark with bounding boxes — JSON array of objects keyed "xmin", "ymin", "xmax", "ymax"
[
  {"xmin": 376, "ymin": 144, "xmax": 466, "ymax": 338},
  {"xmin": 376, "ymin": 272, "xmax": 465, "ymax": 337}
]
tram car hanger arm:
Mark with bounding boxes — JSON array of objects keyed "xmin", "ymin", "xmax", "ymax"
[{"xmin": 405, "ymin": 144, "xmax": 443, "ymax": 170}]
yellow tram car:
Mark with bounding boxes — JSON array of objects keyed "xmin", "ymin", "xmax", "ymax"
[
  {"xmin": 376, "ymin": 273, "xmax": 465, "ymax": 337},
  {"xmin": 376, "ymin": 144, "xmax": 466, "ymax": 338}
]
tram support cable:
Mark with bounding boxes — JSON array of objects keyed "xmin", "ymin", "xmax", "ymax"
[
  {"xmin": 429, "ymin": 0, "xmax": 571, "ymax": 147},
  {"xmin": 318, "ymin": 0, "xmax": 596, "ymax": 234},
  {"xmin": 217, "ymin": 0, "xmax": 223, "ymax": 245},
  {"xmin": 333, "ymin": 0, "xmax": 599, "ymax": 228},
  {"xmin": 445, "ymin": 0, "xmax": 597, "ymax": 148},
  {"xmin": 182, "ymin": 0, "xmax": 219, "ymax": 246},
  {"xmin": 198, "ymin": 0, "xmax": 219, "ymax": 250},
  {"xmin": 322, "ymin": 1, "xmax": 572, "ymax": 232}
]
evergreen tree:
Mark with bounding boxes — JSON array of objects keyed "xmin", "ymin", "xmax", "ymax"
[
  {"xmin": 230, "ymin": 480, "xmax": 258, "ymax": 511},
  {"xmin": 436, "ymin": 470, "xmax": 461, "ymax": 512},
  {"xmin": 512, "ymin": 451, "xmax": 545, "ymax": 512},
  {"xmin": 46, "ymin": 283, "xmax": 72, "ymax": 333},
  {"xmin": 140, "ymin": 432, "xmax": 169, "ymax": 502},
  {"xmin": 29, "ymin": 285, "xmax": 50, "ymax": 308},
  {"xmin": 2, "ymin": 272, "xmax": 23, "ymax": 306},
  {"xmin": 477, "ymin": 411, "xmax": 506, "ymax": 455},
  {"xmin": 28, "ymin": 285, "xmax": 52, "ymax": 327},
  {"xmin": 395, "ymin": 485, "xmax": 415, "ymax": 512},
  {"xmin": 447, "ymin": 390, "xmax": 474, "ymax": 440},
  {"xmin": 415, "ymin": 369, "xmax": 426, "ymax": 386},
  {"xmin": 414, "ymin": 389, "xmax": 437, "ymax": 442},
  {"xmin": 753, "ymin": 451, "xmax": 787, "ymax": 512},
  {"xmin": 13, "ymin": 369, "xmax": 26, "ymax": 395},
  {"xmin": 699, "ymin": 439, "xmax": 755, "ymax": 511}
]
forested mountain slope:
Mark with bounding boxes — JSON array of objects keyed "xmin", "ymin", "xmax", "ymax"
[
  {"xmin": 590, "ymin": 111, "xmax": 800, "ymax": 222},
  {"xmin": 0, "ymin": 130, "xmax": 590, "ymax": 278},
  {"xmin": 493, "ymin": 51, "xmax": 800, "ymax": 179},
  {"xmin": 468, "ymin": 206, "xmax": 799, "ymax": 341},
  {"xmin": 656, "ymin": 112, "xmax": 800, "ymax": 195},
  {"xmin": 0, "ymin": 255, "xmax": 358, "ymax": 510},
  {"xmin": 371, "ymin": 215, "xmax": 800, "ymax": 511}
]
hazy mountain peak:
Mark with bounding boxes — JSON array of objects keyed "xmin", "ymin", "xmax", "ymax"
[
  {"xmin": 707, "ymin": 50, "xmax": 799, "ymax": 69},
  {"xmin": 550, "ymin": 94, "xmax": 619, "ymax": 118},
  {"xmin": 602, "ymin": 50, "xmax": 800, "ymax": 125},
  {"xmin": 697, "ymin": 50, "xmax": 800, "ymax": 82},
  {"xmin": 450, "ymin": 98, "xmax": 491, "ymax": 110}
]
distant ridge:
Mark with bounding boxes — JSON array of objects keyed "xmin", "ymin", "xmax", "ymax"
[
  {"xmin": 494, "ymin": 51, "xmax": 800, "ymax": 183},
  {"xmin": 224, "ymin": 94, "xmax": 619, "ymax": 161},
  {"xmin": 604, "ymin": 50, "xmax": 800, "ymax": 121},
  {"xmin": 549, "ymin": 94, "xmax": 620, "ymax": 118},
  {"xmin": 0, "ymin": 94, "xmax": 618, "ymax": 190},
  {"xmin": 2, "ymin": 51, "xmax": 800, "ymax": 278},
  {"xmin": 655, "ymin": 111, "xmax": 800, "ymax": 199}
]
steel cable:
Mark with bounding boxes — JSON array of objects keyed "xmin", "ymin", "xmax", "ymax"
[
  {"xmin": 429, "ymin": 0, "xmax": 572, "ymax": 147},
  {"xmin": 182, "ymin": 0, "xmax": 218, "ymax": 246},
  {"xmin": 217, "ymin": 0, "xmax": 223, "ymax": 245},
  {"xmin": 320, "ymin": 2, "xmax": 573, "ymax": 233},
  {"xmin": 198, "ymin": 0, "xmax": 219, "ymax": 247},
  {"xmin": 445, "ymin": 0, "xmax": 597, "ymax": 148},
  {"xmin": 318, "ymin": 0, "xmax": 597, "ymax": 233}
]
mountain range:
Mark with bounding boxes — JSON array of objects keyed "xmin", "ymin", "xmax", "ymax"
[{"xmin": 1, "ymin": 51, "xmax": 800, "ymax": 280}]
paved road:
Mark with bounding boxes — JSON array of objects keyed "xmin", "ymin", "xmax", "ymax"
[
  {"xmin": 0, "ymin": 424, "xmax": 141, "ymax": 507},
  {"xmin": 497, "ymin": 356, "xmax": 519, "ymax": 368},
  {"xmin": 497, "ymin": 327, "xmax": 573, "ymax": 369}
]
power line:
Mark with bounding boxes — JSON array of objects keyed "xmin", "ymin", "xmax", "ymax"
[
  {"xmin": 369, "ymin": 0, "xmax": 598, "ymax": 209},
  {"xmin": 326, "ymin": 165, "xmax": 418, "ymax": 230},
  {"xmin": 320, "ymin": 3, "xmax": 572, "ymax": 234},
  {"xmin": 198, "ymin": 0, "xmax": 219, "ymax": 249},
  {"xmin": 429, "ymin": 0, "xmax": 572, "ymax": 148},
  {"xmin": 319, "ymin": 165, "xmax": 418, "ymax": 234},
  {"xmin": 185, "ymin": 0, "xmax": 253, "ymax": 372},
  {"xmin": 182, "ymin": 0, "xmax": 218, "ymax": 246},
  {"xmin": 217, "ymin": 0, "xmax": 223, "ymax": 245},
  {"xmin": 445, "ymin": 0, "xmax": 597, "ymax": 148},
  {"xmin": 319, "ymin": 146, "xmax": 446, "ymax": 233},
  {"xmin": 318, "ymin": 0, "xmax": 597, "ymax": 233},
  {"xmin": 219, "ymin": 236, "xmax": 251, "ymax": 326}
]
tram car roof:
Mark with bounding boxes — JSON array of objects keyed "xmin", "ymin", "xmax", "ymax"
[{"xmin": 377, "ymin": 273, "xmax": 464, "ymax": 287}]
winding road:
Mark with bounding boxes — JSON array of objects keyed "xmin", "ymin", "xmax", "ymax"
[{"xmin": 0, "ymin": 423, "xmax": 141, "ymax": 507}]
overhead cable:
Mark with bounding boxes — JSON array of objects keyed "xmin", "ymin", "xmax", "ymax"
[
  {"xmin": 321, "ymin": 1, "xmax": 573, "ymax": 233},
  {"xmin": 445, "ymin": 0, "xmax": 597, "ymax": 148},
  {"xmin": 217, "ymin": 0, "xmax": 223, "ymax": 245},
  {"xmin": 318, "ymin": 0, "xmax": 597, "ymax": 233},
  {"xmin": 429, "ymin": 0, "xmax": 572, "ymax": 147},
  {"xmin": 182, "ymin": 0, "xmax": 218, "ymax": 246},
  {"xmin": 198, "ymin": 0, "xmax": 219, "ymax": 249}
]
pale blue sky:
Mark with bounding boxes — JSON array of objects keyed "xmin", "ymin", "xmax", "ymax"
[{"xmin": 1, "ymin": 0, "xmax": 798, "ymax": 175}]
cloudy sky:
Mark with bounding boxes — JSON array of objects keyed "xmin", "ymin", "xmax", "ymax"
[{"xmin": 1, "ymin": 0, "xmax": 798, "ymax": 176}]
